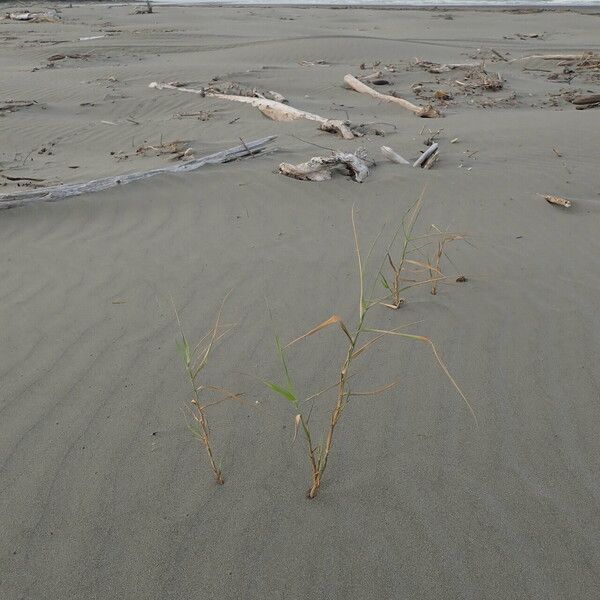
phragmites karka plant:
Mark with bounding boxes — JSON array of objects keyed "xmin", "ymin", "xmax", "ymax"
[
  {"xmin": 379, "ymin": 195, "xmax": 469, "ymax": 309},
  {"xmin": 175, "ymin": 293, "xmax": 243, "ymax": 485},
  {"xmin": 266, "ymin": 205, "xmax": 475, "ymax": 499}
]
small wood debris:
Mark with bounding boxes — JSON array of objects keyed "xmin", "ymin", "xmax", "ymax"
[
  {"xmin": 571, "ymin": 93, "xmax": 600, "ymax": 110},
  {"xmin": 207, "ymin": 81, "xmax": 288, "ymax": 104},
  {"xmin": 47, "ymin": 53, "xmax": 90, "ymax": 62},
  {"xmin": 543, "ymin": 194, "xmax": 572, "ymax": 208},
  {"xmin": 433, "ymin": 90, "xmax": 452, "ymax": 101},
  {"xmin": 279, "ymin": 149, "xmax": 371, "ymax": 183},
  {"xmin": 135, "ymin": 140, "xmax": 194, "ymax": 160},
  {"xmin": 413, "ymin": 143, "xmax": 439, "ymax": 169},
  {"xmin": 381, "ymin": 146, "xmax": 409, "ymax": 165},
  {"xmin": 174, "ymin": 111, "xmax": 212, "ymax": 121},
  {"xmin": 0, "ymin": 100, "xmax": 37, "ymax": 113},
  {"xmin": 2, "ymin": 10, "xmax": 61, "ymax": 23}
]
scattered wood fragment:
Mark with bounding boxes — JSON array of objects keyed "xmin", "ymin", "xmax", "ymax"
[
  {"xmin": 413, "ymin": 58, "xmax": 479, "ymax": 73},
  {"xmin": 2, "ymin": 10, "xmax": 61, "ymax": 23},
  {"xmin": 575, "ymin": 102, "xmax": 600, "ymax": 110},
  {"xmin": 150, "ymin": 81, "xmax": 355, "ymax": 139},
  {"xmin": 0, "ymin": 136, "xmax": 276, "ymax": 210},
  {"xmin": 381, "ymin": 146, "xmax": 410, "ymax": 165},
  {"xmin": 135, "ymin": 140, "xmax": 194, "ymax": 160},
  {"xmin": 279, "ymin": 149, "xmax": 370, "ymax": 183},
  {"xmin": 47, "ymin": 53, "xmax": 90, "ymax": 62},
  {"xmin": 543, "ymin": 194, "xmax": 572, "ymax": 208},
  {"xmin": 571, "ymin": 93, "xmax": 600, "ymax": 109},
  {"xmin": 423, "ymin": 150, "xmax": 440, "ymax": 170},
  {"xmin": 299, "ymin": 59, "xmax": 329, "ymax": 67},
  {"xmin": 513, "ymin": 53, "xmax": 592, "ymax": 62},
  {"xmin": 343, "ymin": 74, "xmax": 439, "ymax": 118},
  {"xmin": 207, "ymin": 82, "xmax": 288, "ymax": 103},
  {"xmin": 413, "ymin": 143, "xmax": 439, "ymax": 168},
  {"xmin": 433, "ymin": 89, "xmax": 452, "ymax": 100},
  {"xmin": 464, "ymin": 68, "xmax": 503, "ymax": 91},
  {"xmin": 1, "ymin": 174, "xmax": 45, "ymax": 182},
  {"xmin": 491, "ymin": 49, "xmax": 508, "ymax": 62},
  {"xmin": 174, "ymin": 111, "xmax": 211, "ymax": 121},
  {"xmin": 0, "ymin": 100, "xmax": 37, "ymax": 113}
]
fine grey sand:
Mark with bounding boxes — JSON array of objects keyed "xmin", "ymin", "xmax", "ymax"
[{"xmin": 1, "ymin": 4, "xmax": 600, "ymax": 599}]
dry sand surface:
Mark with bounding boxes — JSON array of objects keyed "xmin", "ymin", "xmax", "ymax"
[{"xmin": 1, "ymin": 3, "xmax": 600, "ymax": 598}]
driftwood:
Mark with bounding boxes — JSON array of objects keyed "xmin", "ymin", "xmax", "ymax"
[
  {"xmin": 208, "ymin": 82, "xmax": 287, "ymax": 103},
  {"xmin": 543, "ymin": 194, "xmax": 572, "ymax": 208},
  {"xmin": 572, "ymin": 94, "xmax": 600, "ymax": 104},
  {"xmin": 572, "ymin": 94, "xmax": 600, "ymax": 110},
  {"xmin": 2, "ymin": 10, "xmax": 60, "ymax": 22},
  {"xmin": 279, "ymin": 149, "xmax": 370, "ymax": 183},
  {"xmin": 413, "ymin": 143, "xmax": 439, "ymax": 168},
  {"xmin": 513, "ymin": 53, "xmax": 592, "ymax": 62},
  {"xmin": 381, "ymin": 146, "xmax": 410, "ymax": 165},
  {"xmin": 414, "ymin": 59, "xmax": 479, "ymax": 73},
  {"xmin": 0, "ymin": 100, "xmax": 37, "ymax": 113},
  {"xmin": 150, "ymin": 81, "xmax": 354, "ymax": 139},
  {"xmin": 343, "ymin": 74, "xmax": 439, "ymax": 118},
  {"xmin": 0, "ymin": 136, "xmax": 276, "ymax": 210}
]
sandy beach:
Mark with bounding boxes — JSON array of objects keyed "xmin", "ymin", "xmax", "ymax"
[{"xmin": 1, "ymin": 3, "xmax": 600, "ymax": 598}]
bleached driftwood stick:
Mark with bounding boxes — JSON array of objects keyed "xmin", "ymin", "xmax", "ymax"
[
  {"xmin": 149, "ymin": 81, "xmax": 354, "ymax": 139},
  {"xmin": 512, "ymin": 53, "xmax": 593, "ymax": 62},
  {"xmin": 343, "ymin": 74, "xmax": 439, "ymax": 118},
  {"xmin": 279, "ymin": 150, "xmax": 370, "ymax": 182},
  {"xmin": 0, "ymin": 136, "xmax": 276, "ymax": 210},
  {"xmin": 381, "ymin": 146, "xmax": 410, "ymax": 165},
  {"xmin": 413, "ymin": 143, "xmax": 439, "ymax": 168}
]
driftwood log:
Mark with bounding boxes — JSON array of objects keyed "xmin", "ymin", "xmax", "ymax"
[
  {"xmin": 149, "ymin": 81, "xmax": 355, "ymax": 139},
  {"xmin": 279, "ymin": 149, "xmax": 370, "ymax": 182},
  {"xmin": 344, "ymin": 74, "xmax": 439, "ymax": 118},
  {"xmin": 0, "ymin": 136, "xmax": 276, "ymax": 210}
]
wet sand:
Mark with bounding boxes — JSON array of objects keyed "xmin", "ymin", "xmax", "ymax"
[{"xmin": 1, "ymin": 4, "xmax": 600, "ymax": 598}]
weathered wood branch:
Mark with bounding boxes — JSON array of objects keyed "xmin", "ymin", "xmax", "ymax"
[
  {"xmin": 149, "ymin": 81, "xmax": 354, "ymax": 139},
  {"xmin": 343, "ymin": 74, "xmax": 439, "ymax": 118},
  {"xmin": 0, "ymin": 136, "xmax": 277, "ymax": 210}
]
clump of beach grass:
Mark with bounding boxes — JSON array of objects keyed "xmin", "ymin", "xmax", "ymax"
[
  {"xmin": 265, "ymin": 205, "xmax": 475, "ymax": 499},
  {"xmin": 175, "ymin": 293, "xmax": 242, "ymax": 485},
  {"xmin": 379, "ymin": 194, "xmax": 468, "ymax": 309}
]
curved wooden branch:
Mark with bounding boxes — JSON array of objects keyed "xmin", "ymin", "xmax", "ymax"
[
  {"xmin": 343, "ymin": 74, "xmax": 439, "ymax": 118},
  {"xmin": 279, "ymin": 150, "xmax": 370, "ymax": 183},
  {"xmin": 0, "ymin": 136, "xmax": 277, "ymax": 209},
  {"xmin": 149, "ymin": 81, "xmax": 354, "ymax": 139}
]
